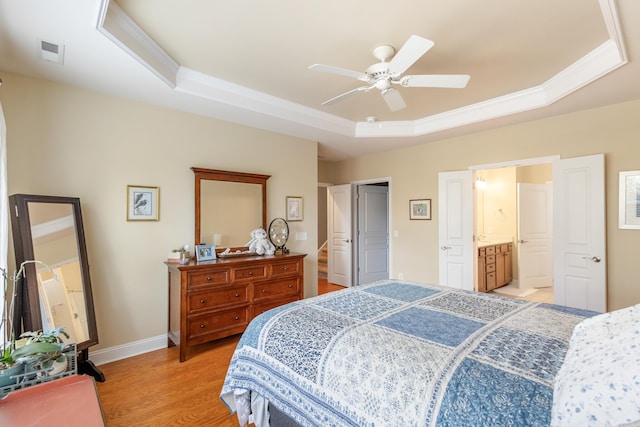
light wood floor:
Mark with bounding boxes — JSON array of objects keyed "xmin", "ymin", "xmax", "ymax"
[
  {"xmin": 96, "ymin": 280, "xmax": 342, "ymax": 426},
  {"xmin": 96, "ymin": 335, "xmax": 242, "ymax": 426}
]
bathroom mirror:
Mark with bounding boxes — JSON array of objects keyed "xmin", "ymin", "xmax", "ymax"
[
  {"xmin": 9, "ymin": 194, "xmax": 103, "ymax": 380},
  {"xmin": 193, "ymin": 167, "xmax": 270, "ymax": 248}
]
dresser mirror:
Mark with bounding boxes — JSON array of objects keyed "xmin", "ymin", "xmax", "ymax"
[
  {"xmin": 192, "ymin": 167, "xmax": 270, "ymax": 249},
  {"xmin": 9, "ymin": 194, "xmax": 103, "ymax": 381}
]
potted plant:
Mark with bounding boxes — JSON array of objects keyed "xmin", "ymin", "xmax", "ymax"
[
  {"xmin": 1, "ymin": 264, "xmax": 20, "ymax": 386},
  {"xmin": 0, "ymin": 345, "xmax": 24, "ymax": 387},
  {"xmin": 15, "ymin": 327, "xmax": 69, "ymax": 377},
  {"xmin": 1, "ymin": 262, "xmax": 69, "ymax": 387},
  {"xmin": 171, "ymin": 244, "xmax": 190, "ymax": 264}
]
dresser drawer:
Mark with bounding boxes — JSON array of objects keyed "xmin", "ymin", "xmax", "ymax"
[
  {"xmin": 233, "ymin": 265, "xmax": 268, "ymax": 281},
  {"xmin": 187, "ymin": 269, "xmax": 231, "ymax": 289},
  {"xmin": 486, "ymin": 255, "xmax": 495, "ymax": 264},
  {"xmin": 254, "ymin": 278, "xmax": 299, "ymax": 301},
  {"xmin": 187, "ymin": 286, "xmax": 248, "ymax": 314},
  {"xmin": 485, "ymin": 263, "xmax": 496, "ymax": 273},
  {"xmin": 478, "ymin": 248, "xmax": 486, "ymax": 257},
  {"xmin": 485, "ymin": 246, "xmax": 496, "ymax": 255},
  {"xmin": 187, "ymin": 307, "xmax": 249, "ymax": 339},
  {"xmin": 271, "ymin": 261, "xmax": 300, "ymax": 277}
]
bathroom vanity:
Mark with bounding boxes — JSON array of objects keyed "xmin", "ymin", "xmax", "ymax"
[{"xmin": 477, "ymin": 241, "xmax": 513, "ymax": 292}]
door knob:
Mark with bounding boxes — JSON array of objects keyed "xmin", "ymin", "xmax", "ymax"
[
  {"xmin": 440, "ymin": 245, "xmax": 451, "ymax": 250},
  {"xmin": 582, "ymin": 255, "xmax": 601, "ymax": 263},
  {"xmin": 344, "ymin": 239, "xmax": 351, "ymax": 243},
  {"xmin": 517, "ymin": 239, "xmax": 528, "ymax": 244}
]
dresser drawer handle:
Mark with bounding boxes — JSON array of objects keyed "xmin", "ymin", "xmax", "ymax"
[
  {"xmin": 234, "ymin": 316, "xmax": 240, "ymax": 320},
  {"xmin": 206, "ymin": 276, "xmax": 212, "ymax": 281},
  {"xmin": 234, "ymin": 293, "xmax": 240, "ymax": 297},
  {"xmin": 288, "ymin": 284, "xmax": 293, "ymax": 288},
  {"xmin": 200, "ymin": 299, "xmax": 206, "ymax": 304},
  {"xmin": 283, "ymin": 267, "xmax": 288, "ymax": 271},
  {"xmin": 261, "ymin": 289, "xmax": 266, "ymax": 293},
  {"xmin": 248, "ymin": 271, "xmax": 253, "ymax": 276},
  {"xmin": 200, "ymin": 324, "xmax": 205, "ymax": 328}
]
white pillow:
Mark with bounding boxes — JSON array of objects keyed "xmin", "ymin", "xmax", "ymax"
[{"xmin": 551, "ymin": 304, "xmax": 640, "ymax": 427}]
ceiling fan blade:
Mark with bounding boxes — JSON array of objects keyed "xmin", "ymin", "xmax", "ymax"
[
  {"xmin": 321, "ymin": 86, "xmax": 370, "ymax": 106},
  {"xmin": 388, "ymin": 35, "xmax": 434, "ymax": 76},
  {"xmin": 400, "ymin": 74, "xmax": 470, "ymax": 88},
  {"xmin": 308, "ymin": 64, "xmax": 369, "ymax": 81},
  {"xmin": 381, "ymin": 88, "xmax": 406, "ymax": 112}
]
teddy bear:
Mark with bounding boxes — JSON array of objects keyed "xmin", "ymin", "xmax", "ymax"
[{"xmin": 246, "ymin": 227, "xmax": 275, "ymax": 255}]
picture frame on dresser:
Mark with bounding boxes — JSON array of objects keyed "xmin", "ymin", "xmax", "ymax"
[{"xmin": 195, "ymin": 244, "xmax": 216, "ymax": 261}]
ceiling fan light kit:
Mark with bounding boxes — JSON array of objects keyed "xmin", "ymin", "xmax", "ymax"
[{"xmin": 309, "ymin": 35, "xmax": 470, "ymax": 112}]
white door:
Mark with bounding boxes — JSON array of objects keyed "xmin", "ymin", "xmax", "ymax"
[
  {"xmin": 357, "ymin": 185, "xmax": 389, "ymax": 284},
  {"xmin": 517, "ymin": 183, "xmax": 553, "ymax": 289},
  {"xmin": 553, "ymin": 154, "xmax": 606, "ymax": 312},
  {"xmin": 438, "ymin": 171, "xmax": 474, "ymax": 290},
  {"xmin": 328, "ymin": 184, "xmax": 353, "ymax": 287}
]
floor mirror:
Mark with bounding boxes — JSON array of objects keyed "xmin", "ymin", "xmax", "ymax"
[{"xmin": 9, "ymin": 194, "xmax": 104, "ymax": 381}]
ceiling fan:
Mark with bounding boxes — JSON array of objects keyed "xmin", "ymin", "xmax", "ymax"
[{"xmin": 309, "ymin": 35, "xmax": 470, "ymax": 112}]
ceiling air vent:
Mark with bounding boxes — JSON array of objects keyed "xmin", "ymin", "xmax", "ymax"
[{"xmin": 38, "ymin": 39, "xmax": 65, "ymax": 64}]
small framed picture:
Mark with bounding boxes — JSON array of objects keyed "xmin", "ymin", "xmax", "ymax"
[
  {"xmin": 410, "ymin": 199, "xmax": 431, "ymax": 220},
  {"xmin": 619, "ymin": 170, "xmax": 640, "ymax": 229},
  {"xmin": 195, "ymin": 244, "xmax": 216, "ymax": 262},
  {"xmin": 127, "ymin": 185, "xmax": 159, "ymax": 221},
  {"xmin": 286, "ymin": 196, "xmax": 303, "ymax": 221}
]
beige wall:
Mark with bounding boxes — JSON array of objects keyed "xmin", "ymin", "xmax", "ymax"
[
  {"xmin": 2, "ymin": 72, "xmax": 318, "ymax": 350},
  {"xmin": 318, "ymin": 160, "xmax": 338, "ymax": 184},
  {"xmin": 334, "ymin": 99, "xmax": 640, "ymax": 311}
]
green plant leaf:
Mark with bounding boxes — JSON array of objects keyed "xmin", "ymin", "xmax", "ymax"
[{"xmin": 11, "ymin": 342, "xmax": 63, "ymax": 359}]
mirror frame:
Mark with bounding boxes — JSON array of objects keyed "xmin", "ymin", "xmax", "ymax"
[
  {"xmin": 192, "ymin": 167, "xmax": 270, "ymax": 247},
  {"xmin": 9, "ymin": 194, "xmax": 99, "ymax": 353}
]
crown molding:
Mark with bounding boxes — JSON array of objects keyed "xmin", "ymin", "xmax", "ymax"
[
  {"xmin": 96, "ymin": 0, "xmax": 627, "ymax": 141},
  {"xmin": 97, "ymin": 0, "xmax": 179, "ymax": 87}
]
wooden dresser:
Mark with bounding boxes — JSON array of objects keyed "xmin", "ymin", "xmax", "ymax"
[
  {"xmin": 478, "ymin": 242, "xmax": 513, "ymax": 293},
  {"xmin": 166, "ymin": 253, "xmax": 306, "ymax": 361}
]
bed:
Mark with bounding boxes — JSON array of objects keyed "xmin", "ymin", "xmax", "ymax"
[{"xmin": 220, "ymin": 280, "xmax": 640, "ymax": 427}]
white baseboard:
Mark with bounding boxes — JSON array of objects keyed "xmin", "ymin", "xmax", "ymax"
[{"xmin": 89, "ymin": 334, "xmax": 168, "ymax": 366}]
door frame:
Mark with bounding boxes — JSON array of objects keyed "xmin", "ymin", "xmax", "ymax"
[
  {"xmin": 356, "ymin": 183, "xmax": 390, "ymax": 284},
  {"xmin": 469, "ymin": 156, "xmax": 559, "ymax": 293}
]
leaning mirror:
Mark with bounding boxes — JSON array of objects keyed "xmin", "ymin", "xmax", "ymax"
[
  {"xmin": 193, "ymin": 168, "xmax": 270, "ymax": 248},
  {"xmin": 9, "ymin": 194, "xmax": 103, "ymax": 381}
]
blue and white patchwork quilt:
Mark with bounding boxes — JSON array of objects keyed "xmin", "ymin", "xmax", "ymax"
[{"xmin": 221, "ymin": 280, "xmax": 596, "ymax": 427}]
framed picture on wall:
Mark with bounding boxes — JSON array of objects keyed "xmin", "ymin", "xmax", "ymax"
[
  {"xmin": 127, "ymin": 185, "xmax": 159, "ymax": 221},
  {"xmin": 410, "ymin": 199, "xmax": 431, "ymax": 220},
  {"xmin": 286, "ymin": 196, "xmax": 303, "ymax": 221},
  {"xmin": 619, "ymin": 170, "xmax": 640, "ymax": 229}
]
